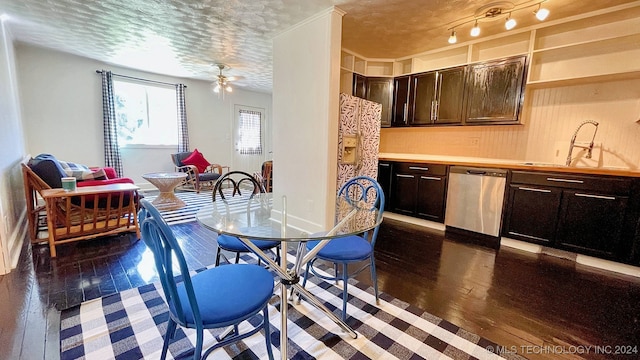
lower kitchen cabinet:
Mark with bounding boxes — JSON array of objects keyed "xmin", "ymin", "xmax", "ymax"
[
  {"xmin": 391, "ymin": 162, "xmax": 448, "ymax": 222},
  {"xmin": 503, "ymin": 185, "xmax": 562, "ymax": 245},
  {"xmin": 377, "ymin": 161, "xmax": 393, "ymax": 211},
  {"xmin": 557, "ymin": 190, "xmax": 628, "ymax": 258},
  {"xmin": 503, "ymin": 171, "xmax": 633, "ymax": 260}
]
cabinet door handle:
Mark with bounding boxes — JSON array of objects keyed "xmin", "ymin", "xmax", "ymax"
[
  {"xmin": 433, "ymin": 100, "xmax": 439, "ymax": 121},
  {"xmin": 518, "ymin": 187, "xmax": 551, "ymax": 193},
  {"xmin": 430, "ymin": 100, "xmax": 435, "ymax": 121},
  {"xmin": 396, "ymin": 174, "xmax": 414, "ymax": 178},
  {"xmin": 403, "ymin": 103, "xmax": 408, "ymax": 123},
  {"xmin": 379, "ymin": 163, "xmax": 390, "ymax": 167},
  {"xmin": 420, "ymin": 176, "xmax": 441, "ymax": 181},
  {"xmin": 575, "ymin": 193, "xmax": 616, "ymax": 200},
  {"xmin": 546, "ymin": 177, "xmax": 584, "ymax": 184},
  {"xmin": 409, "ymin": 166, "xmax": 429, "ymax": 171}
]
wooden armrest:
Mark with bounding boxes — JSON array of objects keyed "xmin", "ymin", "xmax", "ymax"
[
  {"xmin": 208, "ymin": 163, "xmax": 223, "ymax": 174},
  {"xmin": 175, "ymin": 164, "xmax": 199, "ymax": 175}
]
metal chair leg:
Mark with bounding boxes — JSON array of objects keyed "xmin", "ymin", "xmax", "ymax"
[{"xmin": 341, "ymin": 263, "xmax": 348, "ymax": 322}]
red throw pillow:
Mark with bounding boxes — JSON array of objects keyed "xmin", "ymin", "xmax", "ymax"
[{"xmin": 182, "ymin": 149, "xmax": 210, "ymax": 173}]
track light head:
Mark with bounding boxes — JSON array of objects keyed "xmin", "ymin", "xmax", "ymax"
[
  {"xmin": 534, "ymin": 4, "xmax": 550, "ymax": 21},
  {"xmin": 470, "ymin": 21, "xmax": 480, "ymax": 37},
  {"xmin": 505, "ymin": 14, "xmax": 517, "ymax": 30},
  {"xmin": 448, "ymin": 30, "xmax": 457, "ymax": 44}
]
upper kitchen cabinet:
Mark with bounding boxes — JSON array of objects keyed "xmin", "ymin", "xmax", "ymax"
[
  {"xmin": 411, "ymin": 67, "xmax": 466, "ymax": 126},
  {"xmin": 366, "ymin": 77, "xmax": 393, "ymax": 127},
  {"xmin": 352, "ymin": 73, "xmax": 367, "ymax": 98},
  {"xmin": 465, "ymin": 55, "xmax": 526, "ymax": 125},
  {"xmin": 392, "ymin": 76, "xmax": 411, "ymax": 127}
]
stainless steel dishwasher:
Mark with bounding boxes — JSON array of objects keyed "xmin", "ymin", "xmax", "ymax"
[{"xmin": 445, "ymin": 166, "xmax": 507, "ymax": 238}]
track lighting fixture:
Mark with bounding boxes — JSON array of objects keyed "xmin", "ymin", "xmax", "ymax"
[
  {"xmin": 470, "ymin": 20, "xmax": 480, "ymax": 37},
  {"xmin": 534, "ymin": 3, "xmax": 550, "ymax": 21},
  {"xmin": 448, "ymin": 30, "xmax": 457, "ymax": 44},
  {"xmin": 505, "ymin": 13, "xmax": 517, "ymax": 30},
  {"xmin": 446, "ymin": 0, "xmax": 549, "ymax": 43}
]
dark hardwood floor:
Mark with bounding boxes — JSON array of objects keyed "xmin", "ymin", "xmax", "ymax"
[{"xmin": 1, "ymin": 218, "xmax": 639, "ymax": 360}]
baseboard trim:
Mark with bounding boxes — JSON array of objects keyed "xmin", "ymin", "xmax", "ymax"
[
  {"xmin": 501, "ymin": 236, "xmax": 640, "ymax": 278},
  {"xmin": 383, "ymin": 212, "xmax": 445, "ymax": 231},
  {"xmin": 576, "ymin": 255, "xmax": 640, "ymax": 278}
]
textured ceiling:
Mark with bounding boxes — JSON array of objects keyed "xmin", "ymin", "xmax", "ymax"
[{"xmin": 0, "ymin": 0, "xmax": 636, "ymax": 93}]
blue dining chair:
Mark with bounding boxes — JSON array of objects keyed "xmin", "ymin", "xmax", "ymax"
[
  {"xmin": 138, "ymin": 199, "xmax": 275, "ymax": 360},
  {"xmin": 301, "ymin": 176, "xmax": 385, "ymax": 322},
  {"xmin": 212, "ymin": 171, "xmax": 281, "ymax": 266}
]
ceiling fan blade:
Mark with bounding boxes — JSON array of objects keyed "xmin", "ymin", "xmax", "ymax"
[{"xmin": 225, "ymin": 75, "xmax": 245, "ymax": 82}]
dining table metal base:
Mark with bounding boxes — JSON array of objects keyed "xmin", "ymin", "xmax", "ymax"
[{"xmin": 241, "ymin": 239, "xmax": 357, "ymax": 360}]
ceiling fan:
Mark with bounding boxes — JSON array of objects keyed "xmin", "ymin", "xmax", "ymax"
[{"xmin": 212, "ymin": 63, "xmax": 243, "ymax": 95}]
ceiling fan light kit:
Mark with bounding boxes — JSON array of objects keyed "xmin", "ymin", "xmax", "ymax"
[
  {"xmin": 212, "ymin": 63, "xmax": 233, "ymax": 98},
  {"xmin": 447, "ymin": 0, "xmax": 549, "ymax": 44}
]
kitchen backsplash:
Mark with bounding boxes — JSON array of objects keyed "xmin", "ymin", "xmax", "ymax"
[{"xmin": 380, "ymin": 78, "xmax": 640, "ymax": 170}]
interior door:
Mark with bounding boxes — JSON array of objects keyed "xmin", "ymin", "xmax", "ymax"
[{"xmin": 233, "ymin": 105, "xmax": 267, "ymax": 174}]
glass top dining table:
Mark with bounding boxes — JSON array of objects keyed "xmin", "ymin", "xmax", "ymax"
[{"xmin": 196, "ymin": 193, "xmax": 381, "ymax": 360}]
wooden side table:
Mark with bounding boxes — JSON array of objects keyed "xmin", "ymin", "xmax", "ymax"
[{"xmin": 143, "ymin": 172, "xmax": 188, "ymax": 210}]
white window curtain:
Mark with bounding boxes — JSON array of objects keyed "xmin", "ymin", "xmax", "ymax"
[{"xmin": 237, "ymin": 109, "xmax": 262, "ymax": 155}]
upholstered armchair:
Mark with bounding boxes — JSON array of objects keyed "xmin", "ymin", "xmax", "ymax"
[{"xmin": 170, "ymin": 149, "xmax": 223, "ymax": 193}]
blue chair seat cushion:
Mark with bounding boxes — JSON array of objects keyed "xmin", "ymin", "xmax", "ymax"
[
  {"xmin": 198, "ymin": 172, "xmax": 221, "ymax": 182},
  {"xmin": 217, "ymin": 234, "xmax": 279, "ymax": 252},
  {"xmin": 170, "ymin": 264, "xmax": 274, "ymax": 326},
  {"xmin": 218, "ymin": 235, "xmax": 280, "ymax": 252},
  {"xmin": 306, "ymin": 235, "xmax": 372, "ymax": 262}
]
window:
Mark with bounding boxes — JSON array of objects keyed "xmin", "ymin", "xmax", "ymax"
[
  {"xmin": 113, "ymin": 80, "xmax": 177, "ymax": 146},
  {"xmin": 236, "ymin": 108, "xmax": 262, "ymax": 155}
]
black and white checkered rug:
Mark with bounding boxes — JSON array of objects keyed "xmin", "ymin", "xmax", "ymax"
[
  {"xmin": 142, "ymin": 191, "xmax": 214, "ymax": 225},
  {"xmin": 59, "ymin": 253, "xmax": 525, "ymax": 360}
]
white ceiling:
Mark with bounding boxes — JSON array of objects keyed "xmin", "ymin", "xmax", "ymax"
[{"xmin": 0, "ymin": 0, "xmax": 636, "ymax": 93}]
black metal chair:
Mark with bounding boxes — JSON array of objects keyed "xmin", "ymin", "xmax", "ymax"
[{"xmin": 212, "ymin": 171, "xmax": 281, "ymax": 266}]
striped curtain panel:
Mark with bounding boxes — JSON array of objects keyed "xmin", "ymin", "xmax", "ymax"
[
  {"xmin": 176, "ymin": 84, "xmax": 189, "ymax": 152},
  {"xmin": 100, "ymin": 70, "xmax": 124, "ymax": 177}
]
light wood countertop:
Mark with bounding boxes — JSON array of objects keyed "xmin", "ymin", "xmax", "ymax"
[{"xmin": 378, "ymin": 153, "xmax": 640, "ymax": 178}]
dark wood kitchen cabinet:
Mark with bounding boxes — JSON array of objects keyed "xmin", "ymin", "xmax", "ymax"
[
  {"xmin": 352, "ymin": 74, "xmax": 393, "ymax": 127},
  {"xmin": 366, "ymin": 77, "xmax": 393, "ymax": 127},
  {"xmin": 410, "ymin": 66, "xmax": 466, "ymax": 126},
  {"xmin": 391, "ymin": 162, "xmax": 448, "ymax": 222},
  {"xmin": 352, "ymin": 73, "xmax": 367, "ymax": 98},
  {"xmin": 392, "ymin": 76, "xmax": 411, "ymax": 127},
  {"xmin": 465, "ymin": 55, "xmax": 526, "ymax": 124},
  {"xmin": 377, "ymin": 161, "xmax": 393, "ymax": 211},
  {"xmin": 503, "ymin": 184, "xmax": 562, "ymax": 245},
  {"xmin": 557, "ymin": 190, "xmax": 628, "ymax": 258},
  {"xmin": 503, "ymin": 170, "xmax": 633, "ymax": 260}
]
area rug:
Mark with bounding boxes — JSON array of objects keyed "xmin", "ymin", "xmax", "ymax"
[
  {"xmin": 59, "ymin": 254, "xmax": 525, "ymax": 360},
  {"xmin": 143, "ymin": 191, "xmax": 214, "ymax": 225},
  {"xmin": 143, "ymin": 189, "xmax": 256, "ymax": 225}
]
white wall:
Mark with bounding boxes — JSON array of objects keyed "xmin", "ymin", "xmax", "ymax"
[
  {"xmin": 272, "ymin": 7, "xmax": 344, "ymax": 232},
  {"xmin": 15, "ymin": 43, "xmax": 273, "ymax": 185},
  {"xmin": 0, "ymin": 20, "xmax": 27, "ymax": 274}
]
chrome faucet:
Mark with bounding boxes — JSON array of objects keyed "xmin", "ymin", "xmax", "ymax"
[{"xmin": 566, "ymin": 120, "xmax": 599, "ymax": 166}]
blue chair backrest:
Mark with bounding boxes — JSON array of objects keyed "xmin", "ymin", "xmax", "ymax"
[
  {"xmin": 138, "ymin": 199, "xmax": 202, "ymax": 327},
  {"xmin": 338, "ymin": 176, "xmax": 385, "ymax": 245}
]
